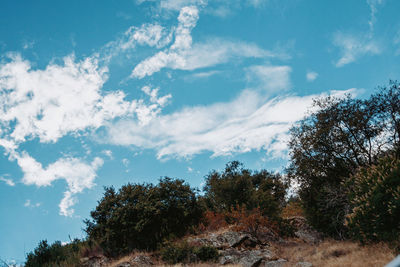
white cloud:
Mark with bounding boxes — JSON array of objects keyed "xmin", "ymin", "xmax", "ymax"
[
  {"xmin": 0, "ymin": 54, "xmax": 138, "ymax": 146},
  {"xmin": 306, "ymin": 71, "xmax": 318, "ymax": 82},
  {"xmin": 101, "ymin": 150, "xmax": 113, "ymax": 158},
  {"xmin": 24, "ymin": 199, "xmax": 41, "ymax": 208},
  {"xmin": 246, "ymin": 65, "xmax": 291, "ymax": 91},
  {"xmin": 122, "ymin": 24, "xmax": 173, "ymax": 50},
  {"xmin": 333, "ymin": 32, "xmax": 380, "ymax": 67},
  {"xmin": 14, "ymin": 151, "xmax": 103, "ymax": 216},
  {"xmin": 122, "ymin": 158, "xmax": 130, "ymax": 167},
  {"xmin": 0, "ymin": 54, "xmax": 171, "ymax": 215},
  {"xmin": 131, "ymin": 6, "xmax": 276, "ymax": 79},
  {"xmin": 191, "ymin": 70, "xmax": 221, "ymax": 78},
  {"xmin": 106, "ymin": 87, "xmax": 356, "ymax": 159},
  {"xmin": 0, "ymin": 176, "xmax": 15, "ymax": 186}
]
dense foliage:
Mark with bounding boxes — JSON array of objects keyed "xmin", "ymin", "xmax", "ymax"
[
  {"xmin": 84, "ymin": 177, "xmax": 203, "ymax": 256},
  {"xmin": 287, "ymin": 81, "xmax": 400, "ymax": 238},
  {"xmin": 203, "ymin": 161, "xmax": 287, "ymax": 218},
  {"xmin": 346, "ymin": 155, "xmax": 400, "ymax": 246}
]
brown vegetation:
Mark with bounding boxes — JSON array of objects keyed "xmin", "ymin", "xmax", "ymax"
[{"xmin": 276, "ymin": 239, "xmax": 395, "ymax": 267}]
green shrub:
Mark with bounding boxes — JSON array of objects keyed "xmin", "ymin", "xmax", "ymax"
[
  {"xmin": 194, "ymin": 245, "xmax": 219, "ymax": 262},
  {"xmin": 161, "ymin": 242, "xmax": 219, "ymax": 264},
  {"xmin": 84, "ymin": 177, "xmax": 204, "ymax": 256},
  {"xmin": 346, "ymin": 155, "xmax": 400, "ymax": 245},
  {"xmin": 203, "ymin": 161, "xmax": 287, "ymax": 218}
]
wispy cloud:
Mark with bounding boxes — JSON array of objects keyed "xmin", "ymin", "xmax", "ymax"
[
  {"xmin": 24, "ymin": 199, "xmax": 41, "ymax": 208},
  {"xmin": 0, "ymin": 176, "xmax": 15, "ymax": 186},
  {"xmin": 333, "ymin": 32, "xmax": 380, "ymax": 67},
  {"xmin": 245, "ymin": 65, "xmax": 292, "ymax": 92},
  {"xmin": 332, "ymin": 0, "xmax": 384, "ymax": 67},
  {"xmin": 367, "ymin": 0, "xmax": 384, "ymax": 34},
  {"xmin": 306, "ymin": 71, "xmax": 318, "ymax": 82},
  {"xmin": 188, "ymin": 70, "xmax": 222, "ymax": 79},
  {"xmin": 131, "ymin": 7, "xmax": 277, "ymax": 78}
]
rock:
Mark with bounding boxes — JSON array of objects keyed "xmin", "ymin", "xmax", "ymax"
[
  {"xmin": 296, "ymin": 262, "xmax": 313, "ymax": 267},
  {"xmin": 262, "ymin": 259, "xmax": 287, "ymax": 267},
  {"xmin": 81, "ymin": 255, "xmax": 109, "ymax": 267},
  {"xmin": 219, "ymin": 248, "xmax": 275, "ymax": 267},
  {"xmin": 116, "ymin": 262, "xmax": 131, "ymax": 267},
  {"xmin": 223, "ymin": 231, "xmax": 250, "ymax": 247},
  {"xmin": 294, "ymin": 230, "xmax": 321, "ymax": 244},
  {"xmin": 190, "ymin": 231, "xmax": 254, "ymax": 249},
  {"xmin": 238, "ymin": 251, "xmax": 263, "ymax": 267},
  {"xmin": 131, "ymin": 255, "xmax": 153, "ymax": 266},
  {"xmin": 255, "ymin": 226, "xmax": 279, "ymax": 244},
  {"xmin": 219, "ymin": 248, "xmax": 242, "ymax": 265}
]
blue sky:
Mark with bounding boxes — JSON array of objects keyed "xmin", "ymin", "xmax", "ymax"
[{"xmin": 0, "ymin": 0, "xmax": 399, "ymax": 264}]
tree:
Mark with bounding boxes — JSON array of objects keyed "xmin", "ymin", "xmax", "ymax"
[
  {"xmin": 203, "ymin": 161, "xmax": 286, "ymax": 218},
  {"xmin": 287, "ymin": 82, "xmax": 400, "ymax": 237},
  {"xmin": 84, "ymin": 177, "xmax": 203, "ymax": 256}
]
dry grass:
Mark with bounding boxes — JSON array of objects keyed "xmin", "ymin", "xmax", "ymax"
[
  {"xmin": 276, "ymin": 239, "xmax": 396, "ymax": 267},
  {"xmin": 158, "ymin": 264, "xmax": 240, "ymax": 267}
]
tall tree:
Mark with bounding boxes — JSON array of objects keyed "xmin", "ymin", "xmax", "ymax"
[{"xmin": 287, "ymin": 82, "xmax": 400, "ymax": 237}]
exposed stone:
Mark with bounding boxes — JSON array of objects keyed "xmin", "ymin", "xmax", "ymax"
[
  {"xmin": 238, "ymin": 251, "xmax": 263, "ymax": 267},
  {"xmin": 262, "ymin": 259, "xmax": 287, "ymax": 267},
  {"xmin": 294, "ymin": 230, "xmax": 321, "ymax": 244},
  {"xmin": 131, "ymin": 255, "xmax": 153, "ymax": 266},
  {"xmin": 81, "ymin": 255, "xmax": 109, "ymax": 267},
  {"xmin": 219, "ymin": 248, "xmax": 276, "ymax": 266},
  {"xmin": 116, "ymin": 262, "xmax": 131, "ymax": 267},
  {"xmin": 189, "ymin": 231, "xmax": 254, "ymax": 249},
  {"xmin": 296, "ymin": 262, "xmax": 313, "ymax": 267}
]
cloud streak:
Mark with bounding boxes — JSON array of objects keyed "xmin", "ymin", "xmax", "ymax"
[
  {"xmin": 106, "ymin": 86, "xmax": 357, "ymax": 159},
  {"xmin": 333, "ymin": 33, "xmax": 380, "ymax": 67}
]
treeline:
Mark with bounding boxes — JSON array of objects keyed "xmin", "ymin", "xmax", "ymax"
[{"xmin": 25, "ymin": 81, "xmax": 400, "ymax": 266}]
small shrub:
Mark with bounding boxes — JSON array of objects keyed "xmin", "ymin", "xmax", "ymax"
[
  {"xmin": 198, "ymin": 210, "xmax": 228, "ymax": 232},
  {"xmin": 25, "ymin": 239, "xmax": 86, "ymax": 267},
  {"xmin": 193, "ymin": 246, "xmax": 219, "ymax": 262},
  {"xmin": 161, "ymin": 242, "xmax": 219, "ymax": 264},
  {"xmin": 281, "ymin": 197, "xmax": 304, "ymax": 218},
  {"xmin": 276, "ymin": 218, "xmax": 296, "ymax": 238}
]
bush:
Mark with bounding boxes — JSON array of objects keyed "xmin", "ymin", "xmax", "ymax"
[
  {"xmin": 203, "ymin": 161, "xmax": 287, "ymax": 218},
  {"xmin": 230, "ymin": 205, "xmax": 278, "ymax": 238},
  {"xmin": 161, "ymin": 242, "xmax": 219, "ymax": 264},
  {"xmin": 346, "ymin": 155, "xmax": 400, "ymax": 245},
  {"xmin": 198, "ymin": 210, "xmax": 228, "ymax": 232},
  {"xmin": 25, "ymin": 239, "xmax": 86, "ymax": 267},
  {"xmin": 84, "ymin": 177, "xmax": 204, "ymax": 256}
]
